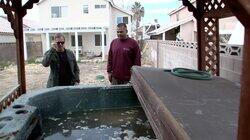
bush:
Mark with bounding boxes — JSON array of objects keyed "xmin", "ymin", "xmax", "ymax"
[
  {"xmin": 0, "ymin": 61, "xmax": 13, "ymax": 71},
  {"xmin": 27, "ymin": 57, "xmax": 38, "ymax": 64}
]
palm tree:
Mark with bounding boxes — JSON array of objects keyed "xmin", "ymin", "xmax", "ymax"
[{"xmin": 131, "ymin": 2, "xmax": 144, "ymax": 40}]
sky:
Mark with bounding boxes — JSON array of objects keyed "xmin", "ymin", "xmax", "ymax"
[
  {"xmin": 113, "ymin": 0, "xmax": 182, "ymax": 25},
  {"xmin": 0, "ymin": 0, "xmax": 182, "ymax": 25}
]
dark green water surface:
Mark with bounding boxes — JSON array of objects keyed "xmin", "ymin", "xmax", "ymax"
[{"xmin": 43, "ymin": 107, "xmax": 157, "ymax": 140}]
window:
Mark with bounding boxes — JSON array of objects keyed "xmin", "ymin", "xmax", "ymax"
[
  {"xmin": 83, "ymin": 5, "xmax": 89, "ymax": 14},
  {"xmin": 95, "ymin": 4, "xmax": 106, "ymax": 9},
  {"xmin": 176, "ymin": 12, "xmax": 179, "ymax": 21},
  {"xmin": 51, "ymin": 6, "xmax": 68, "ymax": 18},
  {"xmin": 117, "ymin": 17, "xmax": 128, "ymax": 24},
  {"xmin": 95, "ymin": 34, "xmax": 106, "ymax": 46},
  {"xmin": 71, "ymin": 35, "xmax": 83, "ymax": 46}
]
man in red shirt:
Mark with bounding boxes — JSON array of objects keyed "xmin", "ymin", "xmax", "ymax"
[{"xmin": 107, "ymin": 23, "xmax": 141, "ymax": 85}]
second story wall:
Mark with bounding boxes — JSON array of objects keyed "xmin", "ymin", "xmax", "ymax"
[
  {"xmin": 169, "ymin": 4, "xmax": 194, "ymax": 23},
  {"xmin": 38, "ymin": 0, "xmax": 111, "ymax": 27},
  {"xmin": 110, "ymin": 7, "xmax": 132, "ymax": 39}
]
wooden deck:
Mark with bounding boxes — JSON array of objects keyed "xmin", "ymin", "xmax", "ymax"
[{"xmin": 131, "ymin": 66, "xmax": 240, "ymax": 140}]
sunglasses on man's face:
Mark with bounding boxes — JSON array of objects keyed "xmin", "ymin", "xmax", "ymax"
[{"xmin": 56, "ymin": 42, "xmax": 65, "ymax": 45}]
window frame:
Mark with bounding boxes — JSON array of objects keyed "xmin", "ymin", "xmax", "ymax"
[
  {"xmin": 71, "ymin": 35, "xmax": 83, "ymax": 46},
  {"xmin": 83, "ymin": 5, "xmax": 89, "ymax": 14},
  {"xmin": 95, "ymin": 34, "xmax": 107, "ymax": 46},
  {"xmin": 116, "ymin": 16, "xmax": 128, "ymax": 24},
  {"xmin": 51, "ymin": 6, "xmax": 68, "ymax": 18},
  {"xmin": 95, "ymin": 4, "xmax": 106, "ymax": 9}
]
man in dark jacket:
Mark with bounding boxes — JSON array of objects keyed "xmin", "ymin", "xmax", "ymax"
[
  {"xmin": 42, "ymin": 33, "xmax": 80, "ymax": 87},
  {"xmin": 107, "ymin": 23, "xmax": 141, "ymax": 85}
]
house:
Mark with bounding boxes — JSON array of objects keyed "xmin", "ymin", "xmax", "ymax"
[
  {"xmin": 0, "ymin": 16, "xmax": 42, "ymax": 61},
  {"xmin": 147, "ymin": 0, "xmax": 240, "ymax": 43},
  {"xmin": 138, "ymin": 23, "xmax": 160, "ymax": 40},
  {"xmin": 24, "ymin": 0, "xmax": 133, "ymax": 61}
]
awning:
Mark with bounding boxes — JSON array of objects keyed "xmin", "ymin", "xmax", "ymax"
[{"xmin": 147, "ymin": 16, "xmax": 194, "ymax": 36}]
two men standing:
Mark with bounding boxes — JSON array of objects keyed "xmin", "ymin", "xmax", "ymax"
[{"xmin": 42, "ymin": 23, "xmax": 140, "ymax": 87}]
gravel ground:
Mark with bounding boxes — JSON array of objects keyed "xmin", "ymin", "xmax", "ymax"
[
  {"xmin": 0, "ymin": 58, "xmax": 109, "ymax": 98},
  {"xmin": 0, "ymin": 55, "xmax": 153, "ymax": 98},
  {"xmin": 0, "ymin": 47, "xmax": 153, "ymax": 98}
]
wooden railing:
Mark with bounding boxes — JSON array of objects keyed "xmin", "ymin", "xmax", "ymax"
[{"xmin": 0, "ymin": 85, "xmax": 21, "ymax": 112}]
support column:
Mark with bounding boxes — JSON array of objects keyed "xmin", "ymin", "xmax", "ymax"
[
  {"xmin": 162, "ymin": 32, "xmax": 165, "ymax": 41},
  {"xmin": 23, "ymin": 32, "xmax": 27, "ymax": 61},
  {"xmin": 46, "ymin": 32, "xmax": 50, "ymax": 51},
  {"xmin": 101, "ymin": 30, "xmax": 105, "ymax": 61},
  {"xmin": 75, "ymin": 32, "xmax": 79, "ymax": 61},
  {"xmin": 15, "ymin": 12, "xmax": 26, "ymax": 94},
  {"xmin": 238, "ymin": 27, "xmax": 250, "ymax": 140}
]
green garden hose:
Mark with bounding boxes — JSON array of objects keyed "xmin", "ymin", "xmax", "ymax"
[{"xmin": 166, "ymin": 68, "xmax": 212, "ymax": 80}]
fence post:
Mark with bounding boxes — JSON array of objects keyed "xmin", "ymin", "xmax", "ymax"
[{"xmin": 157, "ymin": 40, "xmax": 159, "ymax": 68}]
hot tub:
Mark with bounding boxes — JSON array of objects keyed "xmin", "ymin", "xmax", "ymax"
[{"xmin": 0, "ymin": 85, "xmax": 157, "ymax": 140}]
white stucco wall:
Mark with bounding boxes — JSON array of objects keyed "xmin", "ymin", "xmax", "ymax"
[
  {"xmin": 38, "ymin": 0, "xmax": 110, "ymax": 27},
  {"xmin": 0, "ymin": 34, "xmax": 15, "ymax": 43},
  {"xmin": 180, "ymin": 20, "xmax": 195, "ymax": 42},
  {"xmin": 37, "ymin": 0, "xmax": 132, "ymax": 57}
]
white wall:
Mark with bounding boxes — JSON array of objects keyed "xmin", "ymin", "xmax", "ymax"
[
  {"xmin": 38, "ymin": 0, "xmax": 132, "ymax": 57},
  {"xmin": 0, "ymin": 34, "xmax": 15, "ymax": 43},
  {"xmin": 146, "ymin": 40, "xmax": 242, "ymax": 83},
  {"xmin": 180, "ymin": 20, "xmax": 195, "ymax": 42},
  {"xmin": 38, "ymin": 0, "xmax": 110, "ymax": 27}
]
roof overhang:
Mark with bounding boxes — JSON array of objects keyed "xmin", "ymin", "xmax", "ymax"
[
  {"xmin": 147, "ymin": 17, "xmax": 194, "ymax": 36},
  {"xmin": 24, "ymin": 26, "xmax": 108, "ymax": 34}
]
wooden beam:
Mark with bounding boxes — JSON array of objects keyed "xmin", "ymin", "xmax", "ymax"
[
  {"xmin": 0, "ymin": 4, "xmax": 16, "ymax": 12},
  {"xmin": 23, "ymin": 0, "xmax": 40, "ymax": 9},
  {"xmin": 182, "ymin": 0, "xmax": 198, "ymax": 18},
  {"xmin": 22, "ymin": 0, "xmax": 40, "ymax": 17},
  {"xmin": 196, "ymin": 0, "xmax": 204, "ymax": 70},
  {"xmin": 11, "ymin": 0, "xmax": 27, "ymax": 94},
  {"xmin": 237, "ymin": 27, "xmax": 250, "ymax": 140},
  {"xmin": 215, "ymin": 18, "xmax": 220, "ymax": 76},
  {"xmin": 224, "ymin": 0, "xmax": 250, "ymax": 28},
  {"xmin": 203, "ymin": 8, "xmax": 233, "ymax": 18},
  {"xmin": 2, "ymin": 9, "xmax": 16, "ymax": 34}
]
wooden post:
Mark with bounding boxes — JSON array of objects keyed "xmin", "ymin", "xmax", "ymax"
[
  {"xmin": 215, "ymin": 18, "xmax": 220, "ymax": 76},
  {"xmin": 196, "ymin": 0, "xmax": 203, "ymax": 71},
  {"xmin": 238, "ymin": 27, "xmax": 250, "ymax": 140},
  {"xmin": 14, "ymin": 5, "xmax": 26, "ymax": 94}
]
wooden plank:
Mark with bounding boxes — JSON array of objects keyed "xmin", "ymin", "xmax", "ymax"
[
  {"xmin": 0, "ymin": 85, "xmax": 20, "ymax": 112},
  {"xmin": 215, "ymin": 18, "xmax": 220, "ymax": 76},
  {"xmin": 131, "ymin": 66, "xmax": 240, "ymax": 140},
  {"xmin": 196, "ymin": 0, "xmax": 204, "ymax": 71},
  {"xmin": 237, "ymin": 27, "xmax": 250, "ymax": 140},
  {"xmin": 203, "ymin": 8, "xmax": 233, "ymax": 18},
  {"xmin": 131, "ymin": 67, "xmax": 191, "ymax": 140},
  {"xmin": 15, "ymin": 11, "xmax": 26, "ymax": 94},
  {"xmin": 224, "ymin": 0, "xmax": 250, "ymax": 27}
]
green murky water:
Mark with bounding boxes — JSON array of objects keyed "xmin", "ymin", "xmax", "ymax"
[{"xmin": 43, "ymin": 107, "xmax": 157, "ymax": 140}]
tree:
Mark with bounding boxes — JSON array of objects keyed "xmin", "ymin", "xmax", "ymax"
[{"xmin": 131, "ymin": 1, "xmax": 144, "ymax": 40}]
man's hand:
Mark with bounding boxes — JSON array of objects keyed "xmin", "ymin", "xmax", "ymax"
[{"xmin": 108, "ymin": 73, "xmax": 112, "ymax": 83}]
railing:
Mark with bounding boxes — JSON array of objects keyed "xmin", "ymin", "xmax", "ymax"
[
  {"xmin": 159, "ymin": 41, "xmax": 243, "ymax": 57},
  {"xmin": 220, "ymin": 43, "xmax": 243, "ymax": 57},
  {"xmin": 0, "ymin": 85, "xmax": 21, "ymax": 112}
]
